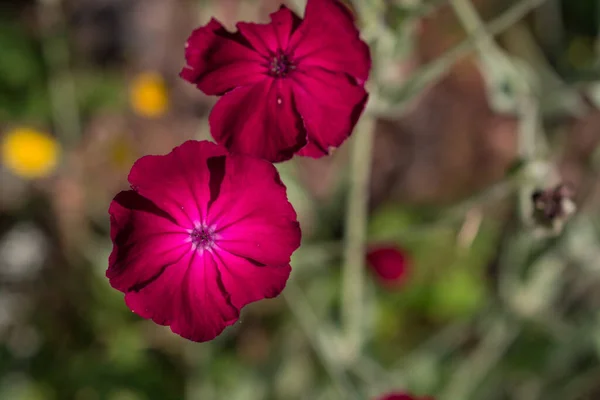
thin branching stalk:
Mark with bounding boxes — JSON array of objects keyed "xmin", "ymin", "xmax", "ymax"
[
  {"xmin": 374, "ymin": 0, "xmax": 550, "ymax": 114},
  {"xmin": 439, "ymin": 1, "xmax": 545, "ymax": 398},
  {"xmin": 284, "ymin": 281, "xmax": 361, "ymax": 400},
  {"xmin": 440, "ymin": 316, "xmax": 520, "ymax": 400},
  {"xmin": 450, "ymin": 0, "xmax": 521, "ymax": 68}
]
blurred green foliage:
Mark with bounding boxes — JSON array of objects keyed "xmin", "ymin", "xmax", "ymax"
[{"xmin": 0, "ymin": 21, "xmax": 50, "ymax": 124}]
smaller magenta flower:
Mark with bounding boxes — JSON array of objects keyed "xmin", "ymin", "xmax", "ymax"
[
  {"xmin": 180, "ymin": 0, "xmax": 371, "ymax": 162},
  {"xmin": 366, "ymin": 244, "xmax": 410, "ymax": 289},
  {"xmin": 107, "ymin": 140, "xmax": 301, "ymax": 342},
  {"xmin": 378, "ymin": 394, "xmax": 434, "ymax": 400}
]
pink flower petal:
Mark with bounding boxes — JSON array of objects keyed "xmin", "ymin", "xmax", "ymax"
[
  {"xmin": 366, "ymin": 245, "xmax": 410, "ymax": 289},
  {"xmin": 289, "ymin": 0, "xmax": 371, "ymax": 83},
  {"xmin": 125, "ymin": 252, "xmax": 239, "ymax": 342},
  {"xmin": 378, "ymin": 395, "xmax": 414, "ymax": 400},
  {"xmin": 291, "ymin": 66, "xmax": 368, "ymax": 157},
  {"xmin": 217, "ymin": 216, "xmax": 301, "ymax": 267},
  {"xmin": 237, "ymin": 6, "xmax": 301, "ymax": 56},
  {"xmin": 214, "ymin": 251, "xmax": 291, "ymax": 310},
  {"xmin": 107, "ymin": 191, "xmax": 189, "ymax": 293},
  {"xmin": 207, "ymin": 154, "xmax": 301, "ymax": 266},
  {"xmin": 128, "ymin": 141, "xmax": 228, "ymax": 226},
  {"xmin": 180, "ymin": 18, "xmax": 266, "ymax": 95},
  {"xmin": 209, "ymin": 79, "xmax": 306, "ymax": 162}
]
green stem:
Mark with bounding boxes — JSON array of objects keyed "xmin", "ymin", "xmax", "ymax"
[
  {"xmin": 375, "ymin": 0, "xmax": 550, "ymax": 114},
  {"xmin": 440, "ymin": 2, "xmax": 542, "ymax": 399},
  {"xmin": 284, "ymin": 281, "xmax": 360, "ymax": 400},
  {"xmin": 37, "ymin": 0, "xmax": 81, "ymax": 148},
  {"xmin": 440, "ymin": 317, "xmax": 519, "ymax": 400},
  {"xmin": 341, "ymin": 112, "xmax": 376, "ymax": 362}
]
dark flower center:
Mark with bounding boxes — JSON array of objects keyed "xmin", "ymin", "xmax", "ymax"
[
  {"xmin": 191, "ymin": 227, "xmax": 215, "ymax": 250},
  {"xmin": 269, "ymin": 52, "xmax": 295, "ymax": 77}
]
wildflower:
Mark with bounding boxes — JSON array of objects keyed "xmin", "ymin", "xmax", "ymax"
[
  {"xmin": 0, "ymin": 223, "xmax": 47, "ymax": 281},
  {"xmin": 1, "ymin": 127, "xmax": 60, "ymax": 179},
  {"xmin": 180, "ymin": 0, "xmax": 371, "ymax": 162},
  {"xmin": 378, "ymin": 394, "xmax": 433, "ymax": 400},
  {"xmin": 129, "ymin": 72, "xmax": 169, "ymax": 118},
  {"xmin": 107, "ymin": 140, "xmax": 301, "ymax": 342},
  {"xmin": 366, "ymin": 244, "xmax": 410, "ymax": 289}
]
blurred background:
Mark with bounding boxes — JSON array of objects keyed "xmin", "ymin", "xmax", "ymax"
[{"xmin": 0, "ymin": 0, "xmax": 599, "ymax": 399}]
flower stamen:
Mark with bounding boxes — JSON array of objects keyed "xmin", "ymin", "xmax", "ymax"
[
  {"xmin": 191, "ymin": 226, "xmax": 215, "ymax": 250},
  {"xmin": 268, "ymin": 52, "xmax": 295, "ymax": 77}
]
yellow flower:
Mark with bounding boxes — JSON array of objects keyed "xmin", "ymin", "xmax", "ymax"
[
  {"xmin": 1, "ymin": 127, "xmax": 60, "ymax": 179},
  {"xmin": 110, "ymin": 136, "xmax": 136, "ymax": 169},
  {"xmin": 129, "ymin": 72, "xmax": 169, "ymax": 118}
]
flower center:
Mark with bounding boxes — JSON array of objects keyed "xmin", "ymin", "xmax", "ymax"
[
  {"xmin": 269, "ymin": 52, "xmax": 295, "ymax": 78},
  {"xmin": 190, "ymin": 226, "xmax": 215, "ymax": 251}
]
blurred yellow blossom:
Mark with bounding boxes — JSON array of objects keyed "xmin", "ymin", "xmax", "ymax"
[
  {"xmin": 110, "ymin": 136, "xmax": 136, "ymax": 169},
  {"xmin": 129, "ymin": 72, "xmax": 169, "ymax": 118},
  {"xmin": 1, "ymin": 127, "xmax": 60, "ymax": 179}
]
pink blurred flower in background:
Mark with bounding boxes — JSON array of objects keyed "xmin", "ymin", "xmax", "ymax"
[
  {"xmin": 180, "ymin": 0, "xmax": 371, "ymax": 162},
  {"xmin": 107, "ymin": 140, "xmax": 301, "ymax": 342},
  {"xmin": 377, "ymin": 393, "xmax": 434, "ymax": 400},
  {"xmin": 366, "ymin": 244, "xmax": 410, "ymax": 289}
]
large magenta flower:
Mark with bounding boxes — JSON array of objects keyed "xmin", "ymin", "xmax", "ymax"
[
  {"xmin": 107, "ymin": 140, "xmax": 301, "ymax": 342},
  {"xmin": 180, "ymin": 0, "xmax": 371, "ymax": 162}
]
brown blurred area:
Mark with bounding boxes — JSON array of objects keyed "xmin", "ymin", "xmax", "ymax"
[{"xmin": 299, "ymin": 0, "xmax": 599, "ymax": 210}]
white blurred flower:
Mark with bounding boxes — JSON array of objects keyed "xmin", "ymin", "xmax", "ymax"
[{"xmin": 0, "ymin": 223, "xmax": 48, "ymax": 281}]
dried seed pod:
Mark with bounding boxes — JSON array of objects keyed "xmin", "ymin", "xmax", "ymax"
[{"xmin": 531, "ymin": 183, "xmax": 576, "ymax": 233}]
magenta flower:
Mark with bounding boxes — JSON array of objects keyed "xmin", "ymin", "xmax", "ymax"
[
  {"xmin": 180, "ymin": 0, "xmax": 371, "ymax": 162},
  {"xmin": 377, "ymin": 394, "xmax": 434, "ymax": 400},
  {"xmin": 366, "ymin": 244, "xmax": 410, "ymax": 289},
  {"xmin": 107, "ymin": 140, "xmax": 301, "ymax": 342}
]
